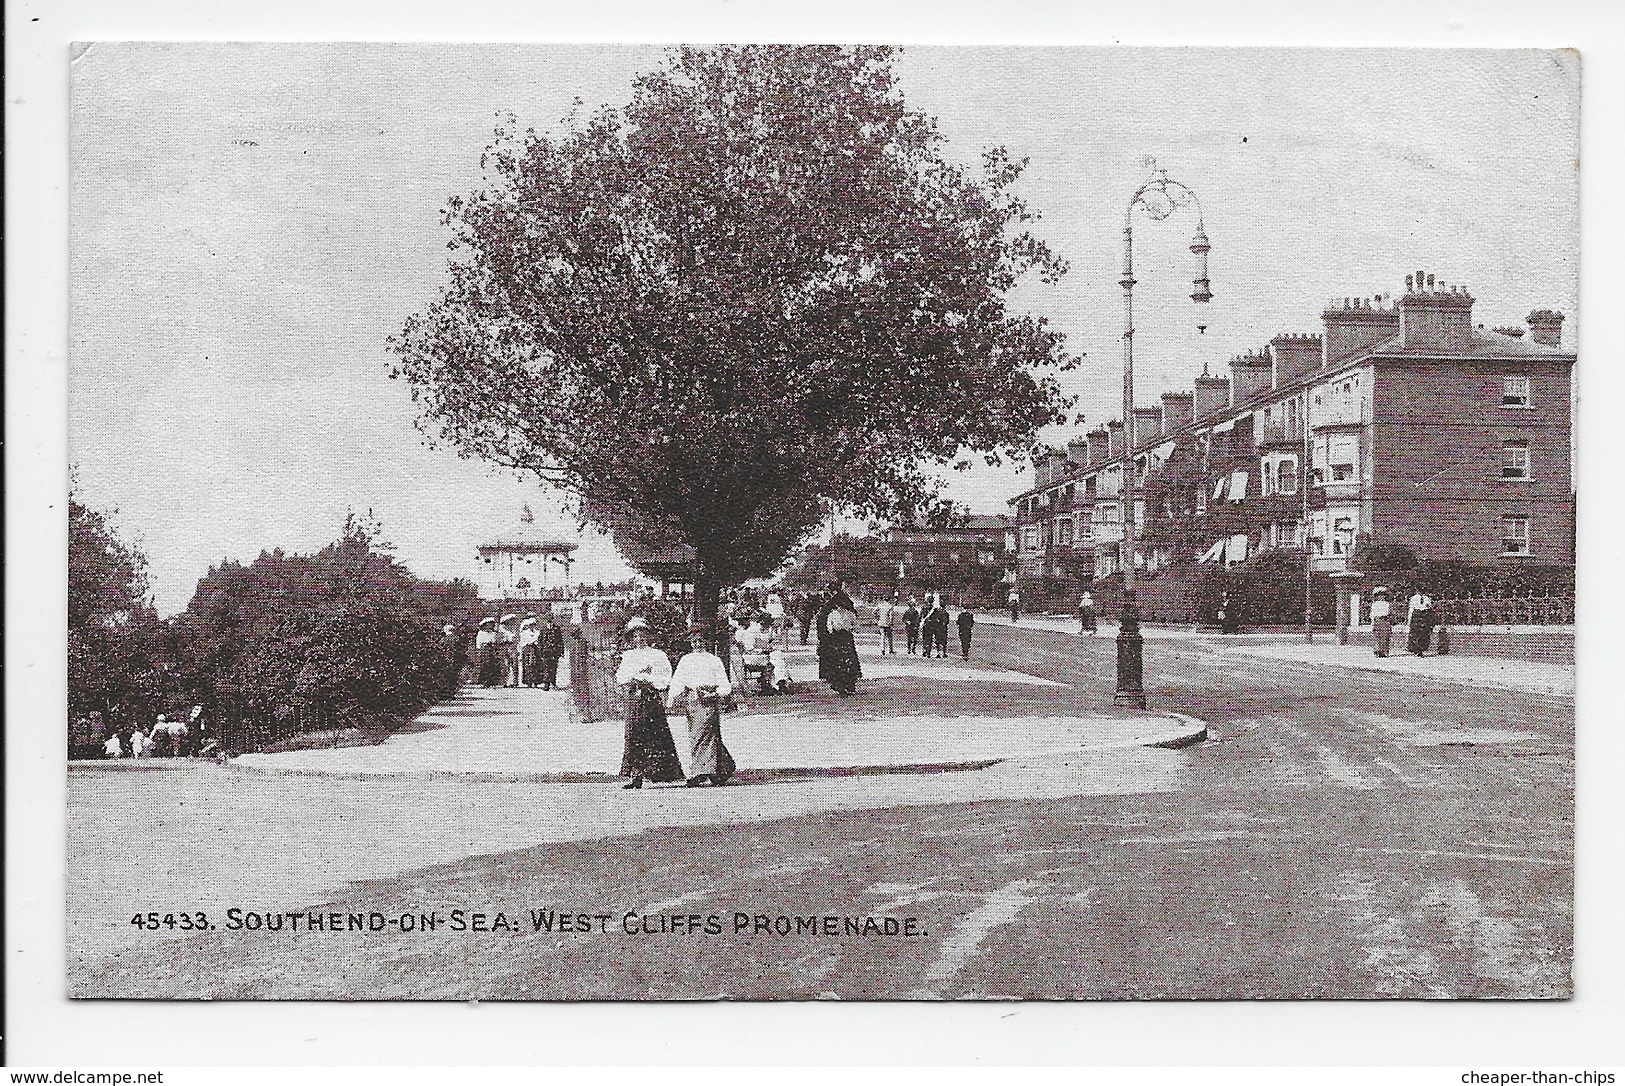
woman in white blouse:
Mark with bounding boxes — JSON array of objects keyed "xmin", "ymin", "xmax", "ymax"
[
  {"xmin": 615, "ymin": 618, "xmax": 685, "ymax": 789},
  {"xmin": 668, "ymin": 626, "xmax": 737, "ymax": 787},
  {"xmin": 1370, "ymin": 586, "xmax": 1393, "ymax": 657}
]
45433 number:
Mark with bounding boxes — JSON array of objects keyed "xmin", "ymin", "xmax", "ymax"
[{"xmin": 130, "ymin": 911, "xmax": 211, "ymax": 931}]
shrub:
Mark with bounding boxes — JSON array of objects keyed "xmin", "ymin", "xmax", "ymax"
[{"xmin": 170, "ymin": 513, "xmax": 476, "ymax": 748}]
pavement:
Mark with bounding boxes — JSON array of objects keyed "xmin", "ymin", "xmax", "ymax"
[
  {"xmin": 973, "ymin": 612, "xmax": 1574, "ymax": 696},
  {"xmin": 228, "ymin": 644, "xmax": 1201, "ymax": 779},
  {"xmin": 1204, "ymin": 638, "xmax": 1574, "ymax": 697}
]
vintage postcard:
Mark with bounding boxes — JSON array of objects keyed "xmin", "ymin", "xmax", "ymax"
[{"xmin": 65, "ymin": 43, "xmax": 1577, "ymax": 1003}]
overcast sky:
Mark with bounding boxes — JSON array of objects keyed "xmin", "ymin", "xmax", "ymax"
[{"xmin": 70, "ymin": 44, "xmax": 1578, "ymax": 614}]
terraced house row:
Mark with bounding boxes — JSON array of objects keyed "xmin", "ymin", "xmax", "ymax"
[{"xmin": 1009, "ymin": 270, "xmax": 1576, "ymax": 585}]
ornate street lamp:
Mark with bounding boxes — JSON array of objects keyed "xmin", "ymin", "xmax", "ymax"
[{"xmin": 1116, "ymin": 158, "xmax": 1212, "ymax": 708}]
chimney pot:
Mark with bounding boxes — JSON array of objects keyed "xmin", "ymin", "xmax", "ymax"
[
  {"xmin": 1086, "ymin": 427, "xmax": 1110, "ymax": 466},
  {"xmin": 1271, "ymin": 332, "xmax": 1324, "ymax": 384},
  {"xmin": 1525, "ymin": 309, "xmax": 1565, "ymax": 347},
  {"xmin": 1132, "ymin": 406, "xmax": 1163, "ymax": 448},
  {"xmin": 1322, "ymin": 291, "xmax": 1401, "ymax": 363},
  {"xmin": 1229, "ymin": 352, "xmax": 1274, "ymax": 404},
  {"xmin": 1398, "ymin": 274, "xmax": 1475, "ymax": 350}
]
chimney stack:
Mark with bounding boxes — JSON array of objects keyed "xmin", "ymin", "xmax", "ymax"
[
  {"xmin": 1132, "ymin": 406, "xmax": 1163, "ymax": 448},
  {"xmin": 1160, "ymin": 391, "xmax": 1194, "ymax": 434},
  {"xmin": 1398, "ymin": 271, "xmax": 1474, "ymax": 351},
  {"xmin": 1085, "ymin": 425, "xmax": 1111, "ymax": 464},
  {"xmin": 1270, "ymin": 333, "xmax": 1323, "ymax": 385},
  {"xmin": 1229, "ymin": 350, "xmax": 1274, "ymax": 404},
  {"xmin": 1193, "ymin": 371, "xmax": 1230, "ymax": 419},
  {"xmin": 1107, "ymin": 420, "xmax": 1126, "ymax": 460},
  {"xmin": 1526, "ymin": 309, "xmax": 1565, "ymax": 347},
  {"xmin": 1321, "ymin": 295, "xmax": 1400, "ymax": 364},
  {"xmin": 1066, "ymin": 436, "xmax": 1090, "ymax": 469},
  {"xmin": 1086, "ymin": 426, "xmax": 1110, "ymax": 466}
]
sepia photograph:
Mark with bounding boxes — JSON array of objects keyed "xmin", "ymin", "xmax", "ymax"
[{"xmin": 59, "ymin": 40, "xmax": 1582, "ymax": 1006}]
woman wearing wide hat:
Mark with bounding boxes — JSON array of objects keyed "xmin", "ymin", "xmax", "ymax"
[
  {"xmin": 614, "ymin": 617, "xmax": 685, "ymax": 789},
  {"xmin": 475, "ymin": 618, "xmax": 502, "ymax": 687}
]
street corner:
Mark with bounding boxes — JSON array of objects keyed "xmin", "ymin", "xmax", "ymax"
[{"xmin": 1142, "ymin": 710, "xmax": 1209, "ymax": 750}]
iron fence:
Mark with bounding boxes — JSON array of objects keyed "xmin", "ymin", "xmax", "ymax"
[
  {"xmin": 212, "ymin": 695, "xmax": 340, "ymax": 754},
  {"xmin": 1436, "ymin": 595, "xmax": 1575, "ymax": 626},
  {"xmin": 568, "ymin": 622, "xmax": 626, "ymax": 724}
]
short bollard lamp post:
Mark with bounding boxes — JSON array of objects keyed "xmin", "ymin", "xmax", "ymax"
[
  {"xmin": 1114, "ymin": 589, "xmax": 1145, "ymax": 707},
  {"xmin": 1115, "ymin": 158, "xmax": 1212, "ymax": 709}
]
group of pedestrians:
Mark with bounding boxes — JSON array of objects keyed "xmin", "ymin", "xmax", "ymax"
[
  {"xmin": 613, "ymin": 579, "xmax": 871, "ymax": 790},
  {"xmin": 474, "ymin": 611, "xmax": 566, "ymax": 690},
  {"xmin": 876, "ymin": 592, "xmax": 977, "ymax": 660},
  {"xmin": 82, "ymin": 705, "xmax": 218, "ymax": 760},
  {"xmin": 1369, "ymin": 587, "xmax": 1445, "ymax": 657}
]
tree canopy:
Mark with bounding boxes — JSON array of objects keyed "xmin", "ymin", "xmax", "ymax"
[
  {"xmin": 390, "ymin": 44, "xmax": 1075, "ymax": 614},
  {"xmin": 68, "ymin": 489, "xmax": 161, "ymax": 724}
]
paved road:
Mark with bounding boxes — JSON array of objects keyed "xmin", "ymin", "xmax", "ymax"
[{"xmin": 69, "ymin": 625, "xmax": 1570, "ymax": 1000}]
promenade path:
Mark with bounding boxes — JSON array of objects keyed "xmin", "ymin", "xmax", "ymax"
[
  {"xmin": 230, "ymin": 643, "xmax": 1199, "ymax": 779},
  {"xmin": 70, "ymin": 640, "xmax": 1200, "ymax": 990}
]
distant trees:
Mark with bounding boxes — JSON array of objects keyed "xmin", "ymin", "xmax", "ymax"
[
  {"xmin": 390, "ymin": 44, "xmax": 1076, "ymax": 638},
  {"xmin": 780, "ymin": 529, "xmax": 1010, "ymax": 602}
]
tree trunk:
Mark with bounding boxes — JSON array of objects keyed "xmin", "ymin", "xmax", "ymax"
[{"xmin": 692, "ymin": 566, "xmax": 724, "ymax": 658}]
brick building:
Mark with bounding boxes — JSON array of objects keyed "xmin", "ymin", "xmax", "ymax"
[
  {"xmin": 1009, "ymin": 270, "xmax": 1575, "ymax": 584},
  {"xmin": 883, "ymin": 515, "xmax": 1014, "ymax": 578}
]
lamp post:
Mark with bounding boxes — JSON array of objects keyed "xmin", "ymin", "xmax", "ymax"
[{"xmin": 1116, "ymin": 158, "xmax": 1212, "ymax": 708}]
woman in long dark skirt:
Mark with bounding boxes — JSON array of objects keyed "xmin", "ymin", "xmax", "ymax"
[
  {"xmin": 615, "ymin": 618, "xmax": 685, "ymax": 789},
  {"xmin": 815, "ymin": 581, "xmax": 863, "ymax": 696},
  {"xmin": 475, "ymin": 618, "xmax": 502, "ymax": 687}
]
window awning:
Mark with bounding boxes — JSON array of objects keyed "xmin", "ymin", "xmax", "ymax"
[{"xmin": 1227, "ymin": 533, "xmax": 1250, "ymax": 565}]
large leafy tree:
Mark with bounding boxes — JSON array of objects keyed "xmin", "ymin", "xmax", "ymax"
[{"xmin": 390, "ymin": 45, "xmax": 1076, "ymax": 632}]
